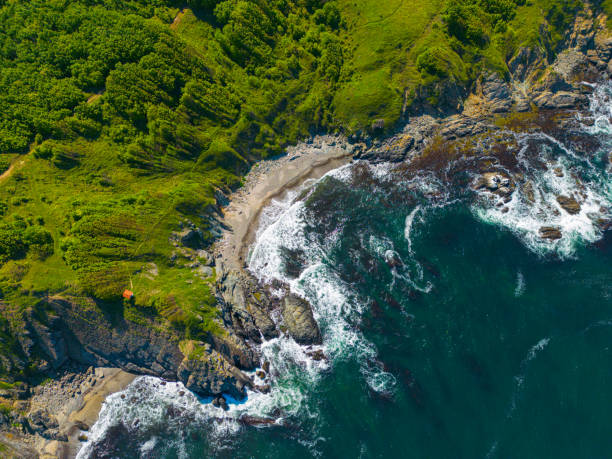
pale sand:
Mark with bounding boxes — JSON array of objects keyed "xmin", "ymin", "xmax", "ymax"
[
  {"xmin": 39, "ymin": 368, "xmax": 136, "ymax": 459},
  {"xmin": 215, "ymin": 135, "xmax": 355, "ymax": 272}
]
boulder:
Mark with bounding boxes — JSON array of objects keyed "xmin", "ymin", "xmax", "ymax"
[
  {"xmin": 556, "ymin": 195, "xmax": 581, "ymax": 214},
  {"xmin": 281, "ymin": 295, "xmax": 322, "ymax": 345},
  {"xmin": 474, "ymin": 172, "xmax": 511, "ymax": 192},
  {"xmin": 539, "ymin": 226, "xmax": 562, "ymax": 240}
]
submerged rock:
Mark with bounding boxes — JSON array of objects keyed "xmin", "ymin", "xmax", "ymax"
[
  {"xmin": 281, "ymin": 294, "xmax": 322, "ymax": 345},
  {"xmin": 556, "ymin": 195, "xmax": 581, "ymax": 214},
  {"xmin": 239, "ymin": 414, "xmax": 277, "ymax": 426}
]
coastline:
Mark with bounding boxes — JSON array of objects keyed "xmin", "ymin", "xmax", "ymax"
[
  {"xmin": 35, "ymin": 368, "xmax": 136, "ymax": 459},
  {"xmin": 215, "ymin": 135, "xmax": 355, "ymax": 273}
]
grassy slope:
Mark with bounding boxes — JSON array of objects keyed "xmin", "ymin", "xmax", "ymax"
[{"xmin": 0, "ymin": 0, "xmax": 600, "ymax": 380}]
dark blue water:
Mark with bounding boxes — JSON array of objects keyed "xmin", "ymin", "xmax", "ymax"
[{"xmin": 80, "ymin": 84, "xmax": 612, "ymax": 459}]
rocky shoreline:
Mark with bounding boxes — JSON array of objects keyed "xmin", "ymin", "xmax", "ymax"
[{"xmin": 1, "ymin": 4, "xmax": 611, "ymax": 457}]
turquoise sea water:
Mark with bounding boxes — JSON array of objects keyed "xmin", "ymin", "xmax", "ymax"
[{"xmin": 80, "ymin": 84, "xmax": 612, "ymax": 458}]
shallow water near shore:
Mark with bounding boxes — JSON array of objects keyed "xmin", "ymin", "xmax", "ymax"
[{"xmin": 80, "ymin": 84, "xmax": 612, "ymax": 458}]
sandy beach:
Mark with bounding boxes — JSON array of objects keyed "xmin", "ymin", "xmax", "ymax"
[{"xmin": 215, "ymin": 135, "xmax": 355, "ymax": 272}]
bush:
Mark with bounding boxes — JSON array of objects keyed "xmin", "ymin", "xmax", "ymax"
[{"xmin": 417, "ymin": 47, "xmax": 450, "ymax": 77}]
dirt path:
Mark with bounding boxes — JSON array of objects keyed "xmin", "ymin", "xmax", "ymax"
[
  {"xmin": 170, "ymin": 9, "xmax": 186, "ymax": 30},
  {"xmin": 0, "ymin": 158, "xmax": 25, "ymax": 183}
]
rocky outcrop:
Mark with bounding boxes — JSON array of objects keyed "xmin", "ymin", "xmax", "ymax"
[
  {"xmin": 281, "ymin": 294, "xmax": 322, "ymax": 345},
  {"xmin": 539, "ymin": 226, "xmax": 563, "ymax": 240},
  {"xmin": 12, "ymin": 297, "xmax": 253, "ymax": 400},
  {"xmin": 481, "ymin": 73, "xmax": 513, "ymax": 113},
  {"xmin": 533, "ymin": 91, "xmax": 589, "ymax": 110},
  {"xmin": 210, "ymin": 330, "xmax": 258, "ymax": 370},
  {"xmin": 217, "ymin": 270, "xmax": 278, "ymax": 345},
  {"xmin": 556, "ymin": 195, "xmax": 582, "ymax": 214},
  {"xmin": 177, "ymin": 341, "xmax": 252, "ymax": 399},
  {"xmin": 473, "ymin": 172, "xmax": 515, "ymax": 197}
]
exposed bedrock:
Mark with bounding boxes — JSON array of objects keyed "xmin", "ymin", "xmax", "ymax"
[
  {"xmin": 281, "ymin": 294, "xmax": 322, "ymax": 346},
  {"xmin": 14, "ymin": 297, "xmax": 253, "ymax": 399}
]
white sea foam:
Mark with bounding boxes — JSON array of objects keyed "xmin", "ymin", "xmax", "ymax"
[
  {"xmin": 474, "ymin": 83, "xmax": 612, "ymax": 259},
  {"xmin": 514, "ymin": 271, "xmax": 525, "ymax": 297},
  {"xmin": 404, "ymin": 205, "xmax": 422, "ymax": 253}
]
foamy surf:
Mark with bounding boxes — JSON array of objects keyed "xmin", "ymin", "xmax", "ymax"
[{"xmin": 473, "ymin": 82, "xmax": 612, "ymax": 258}]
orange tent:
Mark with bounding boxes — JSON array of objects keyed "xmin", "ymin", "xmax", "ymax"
[{"xmin": 123, "ymin": 289, "xmax": 134, "ymax": 299}]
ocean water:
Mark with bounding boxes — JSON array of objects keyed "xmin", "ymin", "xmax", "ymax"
[{"xmin": 80, "ymin": 83, "xmax": 612, "ymax": 458}]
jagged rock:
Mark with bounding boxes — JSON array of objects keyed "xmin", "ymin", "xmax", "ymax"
[
  {"xmin": 556, "ymin": 195, "xmax": 581, "ymax": 214},
  {"xmin": 473, "ymin": 172, "xmax": 512, "ymax": 193},
  {"xmin": 508, "ymin": 46, "xmax": 546, "ymax": 81},
  {"xmin": 28, "ymin": 409, "xmax": 58, "ymax": 434},
  {"xmin": 177, "ymin": 341, "xmax": 251, "ymax": 399},
  {"xmin": 210, "ymin": 329, "xmax": 258, "ymax": 370},
  {"xmin": 247, "ymin": 301, "xmax": 279, "ymax": 340},
  {"xmin": 481, "ymin": 73, "xmax": 512, "ymax": 113},
  {"xmin": 533, "ymin": 91, "xmax": 589, "ymax": 110},
  {"xmin": 522, "ymin": 182, "xmax": 536, "ymax": 203},
  {"xmin": 44, "ymin": 297, "xmax": 183, "ymax": 381},
  {"xmin": 514, "ymin": 97, "xmax": 532, "ymax": 112},
  {"xmin": 569, "ymin": 14, "xmax": 595, "ymax": 52},
  {"xmin": 595, "ymin": 36, "xmax": 612, "ymax": 62},
  {"xmin": 307, "ymin": 349, "xmax": 326, "ymax": 361},
  {"xmin": 553, "ymin": 49, "xmax": 589, "ymax": 81},
  {"xmin": 281, "ymin": 295, "xmax": 322, "ymax": 345},
  {"xmin": 539, "ymin": 226, "xmax": 563, "ymax": 240},
  {"xmin": 439, "ymin": 116, "xmax": 490, "ymax": 140},
  {"xmin": 218, "ymin": 270, "xmax": 278, "ymax": 343},
  {"xmin": 360, "ymin": 134, "xmax": 415, "ymax": 162},
  {"xmin": 74, "ymin": 420, "xmax": 90, "ymax": 431},
  {"xmin": 254, "ymin": 384, "xmax": 271, "ymax": 394}
]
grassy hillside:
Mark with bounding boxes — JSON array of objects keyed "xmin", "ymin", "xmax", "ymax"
[{"xmin": 0, "ymin": 0, "xmax": 595, "ymax": 379}]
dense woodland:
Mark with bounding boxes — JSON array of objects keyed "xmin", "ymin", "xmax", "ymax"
[{"xmin": 0, "ymin": 0, "xmax": 602, "ymax": 378}]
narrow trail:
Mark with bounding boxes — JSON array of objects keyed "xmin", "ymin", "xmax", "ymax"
[
  {"xmin": 0, "ymin": 158, "xmax": 25, "ymax": 183},
  {"xmin": 355, "ymin": 0, "xmax": 405, "ymax": 29}
]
